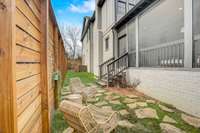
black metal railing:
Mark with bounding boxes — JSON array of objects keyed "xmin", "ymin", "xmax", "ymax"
[
  {"xmin": 193, "ymin": 35, "xmax": 200, "ymax": 68},
  {"xmin": 107, "ymin": 52, "xmax": 128, "ymax": 81},
  {"xmin": 99, "ymin": 57, "xmax": 115, "ymax": 79},
  {"xmin": 139, "ymin": 40, "xmax": 184, "ymax": 68}
]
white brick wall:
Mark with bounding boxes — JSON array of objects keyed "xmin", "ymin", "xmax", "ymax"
[{"xmin": 126, "ymin": 68, "xmax": 200, "ymax": 117}]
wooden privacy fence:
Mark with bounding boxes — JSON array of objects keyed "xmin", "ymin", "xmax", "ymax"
[{"xmin": 0, "ymin": 0, "xmax": 67, "ymax": 133}]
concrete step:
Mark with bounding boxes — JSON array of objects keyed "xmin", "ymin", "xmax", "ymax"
[{"xmin": 96, "ymin": 80, "xmax": 107, "ymax": 87}]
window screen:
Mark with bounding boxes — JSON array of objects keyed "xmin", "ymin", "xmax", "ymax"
[
  {"xmin": 117, "ymin": 0, "xmax": 126, "ymax": 21},
  {"xmin": 128, "ymin": 20, "xmax": 136, "ymax": 67},
  {"xmin": 139, "ymin": 0, "xmax": 184, "ymax": 67},
  {"xmin": 193, "ymin": 0, "xmax": 200, "ymax": 67}
]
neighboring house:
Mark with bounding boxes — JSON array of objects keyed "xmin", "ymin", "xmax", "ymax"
[{"xmin": 81, "ymin": 0, "xmax": 200, "ymax": 117}]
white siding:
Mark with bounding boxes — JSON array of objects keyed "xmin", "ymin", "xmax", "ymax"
[
  {"xmin": 103, "ymin": 31, "xmax": 114, "ymax": 61},
  {"xmin": 82, "ymin": 31, "xmax": 91, "ymax": 72},
  {"xmin": 101, "ymin": 0, "xmax": 115, "ymax": 33},
  {"xmin": 92, "ymin": 20, "xmax": 100, "ymax": 76}
]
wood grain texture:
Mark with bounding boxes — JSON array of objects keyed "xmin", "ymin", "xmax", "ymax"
[
  {"xmin": 0, "ymin": 0, "xmax": 17, "ymax": 132},
  {"xmin": 16, "ymin": 74, "xmax": 40, "ymax": 98},
  {"xmin": 33, "ymin": 0, "xmax": 41, "ymax": 12},
  {"xmin": 20, "ymin": 106, "xmax": 41, "ymax": 133},
  {"xmin": 17, "ymin": 84, "xmax": 40, "ymax": 115},
  {"xmin": 16, "ymin": 8, "xmax": 40, "ymax": 41},
  {"xmin": 16, "ymin": 45, "xmax": 40, "ymax": 63},
  {"xmin": 1, "ymin": 0, "xmax": 67, "ymax": 132},
  {"xmin": 16, "ymin": 63, "xmax": 40, "ymax": 80},
  {"xmin": 16, "ymin": 27, "xmax": 40, "ymax": 52},
  {"xmin": 17, "ymin": 95, "xmax": 41, "ymax": 132},
  {"xmin": 30, "ymin": 115, "xmax": 42, "ymax": 133},
  {"xmin": 16, "ymin": 0, "xmax": 40, "ymax": 30},
  {"xmin": 40, "ymin": 0, "xmax": 50, "ymax": 132},
  {"xmin": 25, "ymin": 0, "xmax": 41, "ymax": 20}
]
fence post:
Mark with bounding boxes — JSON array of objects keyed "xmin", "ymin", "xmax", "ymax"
[
  {"xmin": 135, "ymin": 16, "xmax": 139, "ymax": 67},
  {"xmin": 184, "ymin": 0, "xmax": 193, "ymax": 68}
]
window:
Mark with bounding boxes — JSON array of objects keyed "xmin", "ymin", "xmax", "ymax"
[
  {"xmin": 193, "ymin": 0, "xmax": 200, "ymax": 68},
  {"xmin": 116, "ymin": 0, "xmax": 142, "ymax": 20},
  {"xmin": 138, "ymin": 0, "xmax": 184, "ymax": 67},
  {"xmin": 117, "ymin": 0, "xmax": 126, "ymax": 21},
  {"xmin": 105, "ymin": 38, "xmax": 109, "ymax": 51}
]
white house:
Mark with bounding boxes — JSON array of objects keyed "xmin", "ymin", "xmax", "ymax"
[{"xmin": 81, "ymin": 0, "xmax": 200, "ymax": 117}]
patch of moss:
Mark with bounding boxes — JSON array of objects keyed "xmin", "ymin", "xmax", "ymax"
[
  {"xmin": 51, "ymin": 110, "xmax": 68, "ymax": 133},
  {"xmin": 137, "ymin": 118, "xmax": 161, "ymax": 133},
  {"xmin": 111, "ymin": 103, "xmax": 127, "ymax": 111}
]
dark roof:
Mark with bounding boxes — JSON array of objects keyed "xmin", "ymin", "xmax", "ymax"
[
  {"xmin": 81, "ymin": 17, "xmax": 90, "ymax": 41},
  {"xmin": 97, "ymin": 0, "xmax": 106, "ymax": 7},
  {"xmin": 90, "ymin": 11, "xmax": 96, "ymax": 22},
  {"xmin": 81, "ymin": 12, "xmax": 96, "ymax": 41},
  {"xmin": 113, "ymin": 0, "xmax": 157, "ymax": 29}
]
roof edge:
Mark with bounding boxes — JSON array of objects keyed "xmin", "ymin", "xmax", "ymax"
[{"xmin": 113, "ymin": 0, "xmax": 157, "ymax": 29}]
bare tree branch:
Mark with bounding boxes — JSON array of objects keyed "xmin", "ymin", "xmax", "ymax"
[{"xmin": 60, "ymin": 24, "xmax": 82, "ymax": 59}]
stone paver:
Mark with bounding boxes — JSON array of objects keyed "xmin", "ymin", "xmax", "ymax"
[
  {"xmin": 102, "ymin": 106, "xmax": 113, "ymax": 111},
  {"xmin": 61, "ymin": 92, "xmax": 72, "ymax": 96},
  {"xmin": 163, "ymin": 115, "xmax": 177, "ymax": 124},
  {"xmin": 109, "ymin": 100, "xmax": 121, "ymax": 105},
  {"xmin": 181, "ymin": 114, "xmax": 200, "ymax": 128},
  {"xmin": 95, "ymin": 93, "xmax": 103, "ymax": 97},
  {"xmin": 135, "ymin": 108, "xmax": 159, "ymax": 119},
  {"xmin": 97, "ymin": 89, "xmax": 106, "ymax": 93},
  {"xmin": 87, "ymin": 98, "xmax": 98, "ymax": 103},
  {"xmin": 118, "ymin": 120, "xmax": 135, "ymax": 128},
  {"xmin": 160, "ymin": 123, "xmax": 185, "ymax": 133},
  {"xmin": 159, "ymin": 104, "xmax": 174, "ymax": 113},
  {"xmin": 105, "ymin": 92, "xmax": 113, "ymax": 95},
  {"xmin": 105, "ymin": 95, "xmax": 121, "ymax": 100},
  {"xmin": 127, "ymin": 103, "xmax": 137, "ymax": 109},
  {"xmin": 123, "ymin": 98, "xmax": 137, "ymax": 104},
  {"xmin": 128, "ymin": 102, "xmax": 147, "ymax": 109},
  {"xmin": 146, "ymin": 100, "xmax": 156, "ymax": 104},
  {"xmin": 127, "ymin": 94, "xmax": 138, "ymax": 99},
  {"xmin": 136, "ymin": 102, "xmax": 147, "ymax": 107},
  {"xmin": 95, "ymin": 101, "xmax": 108, "ymax": 106},
  {"xmin": 119, "ymin": 109, "xmax": 129, "ymax": 116},
  {"xmin": 63, "ymin": 127, "xmax": 74, "ymax": 133}
]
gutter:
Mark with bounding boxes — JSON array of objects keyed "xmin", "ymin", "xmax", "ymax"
[{"xmin": 112, "ymin": 0, "xmax": 157, "ymax": 30}]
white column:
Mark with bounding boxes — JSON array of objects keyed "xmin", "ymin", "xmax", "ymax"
[
  {"xmin": 136, "ymin": 16, "xmax": 139, "ymax": 67},
  {"xmin": 184, "ymin": 0, "xmax": 193, "ymax": 68}
]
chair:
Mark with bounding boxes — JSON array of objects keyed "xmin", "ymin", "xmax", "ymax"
[
  {"xmin": 59, "ymin": 100, "xmax": 119, "ymax": 133},
  {"xmin": 69, "ymin": 78, "xmax": 97, "ymax": 101}
]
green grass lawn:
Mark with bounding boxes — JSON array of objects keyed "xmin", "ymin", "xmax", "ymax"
[{"xmin": 63, "ymin": 71, "xmax": 97, "ymax": 87}]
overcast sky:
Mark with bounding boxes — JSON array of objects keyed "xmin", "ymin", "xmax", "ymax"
[{"xmin": 51, "ymin": 0, "xmax": 95, "ymax": 28}]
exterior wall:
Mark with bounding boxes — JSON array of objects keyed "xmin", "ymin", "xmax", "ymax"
[
  {"xmin": 82, "ymin": 30, "xmax": 91, "ymax": 72},
  {"xmin": 101, "ymin": 0, "xmax": 115, "ymax": 62},
  {"xmin": 103, "ymin": 31, "xmax": 114, "ymax": 61},
  {"xmin": 92, "ymin": 19, "xmax": 100, "ymax": 76},
  {"xmin": 101, "ymin": 0, "xmax": 115, "ymax": 33},
  {"xmin": 126, "ymin": 68, "xmax": 200, "ymax": 117}
]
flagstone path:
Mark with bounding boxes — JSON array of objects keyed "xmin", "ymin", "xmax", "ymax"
[{"xmin": 61, "ymin": 86, "xmax": 200, "ymax": 133}]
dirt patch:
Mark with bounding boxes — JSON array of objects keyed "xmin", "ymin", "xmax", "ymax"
[{"xmin": 105, "ymin": 87, "xmax": 145, "ymax": 97}]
